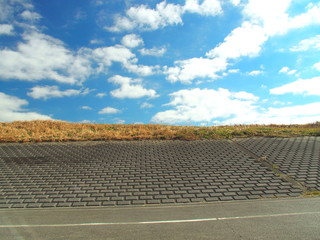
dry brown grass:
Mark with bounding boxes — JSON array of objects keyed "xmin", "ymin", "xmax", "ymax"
[{"xmin": 0, "ymin": 120, "xmax": 319, "ymax": 143}]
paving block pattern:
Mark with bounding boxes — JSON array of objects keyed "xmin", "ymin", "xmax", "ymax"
[
  {"xmin": 0, "ymin": 140, "xmax": 303, "ymax": 208},
  {"xmin": 235, "ymin": 137, "xmax": 320, "ymax": 191}
]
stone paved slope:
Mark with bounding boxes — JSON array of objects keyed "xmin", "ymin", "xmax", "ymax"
[
  {"xmin": 0, "ymin": 140, "xmax": 304, "ymax": 208},
  {"xmin": 235, "ymin": 136, "xmax": 320, "ymax": 191}
]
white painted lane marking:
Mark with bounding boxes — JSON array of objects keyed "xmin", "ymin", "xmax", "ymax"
[{"xmin": 1, "ymin": 211, "xmax": 320, "ymax": 228}]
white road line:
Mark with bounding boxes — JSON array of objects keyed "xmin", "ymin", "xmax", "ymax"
[{"xmin": 1, "ymin": 212, "xmax": 320, "ymax": 228}]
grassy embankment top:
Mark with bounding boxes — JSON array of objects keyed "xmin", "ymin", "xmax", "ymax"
[{"xmin": 0, "ymin": 120, "xmax": 319, "ymax": 143}]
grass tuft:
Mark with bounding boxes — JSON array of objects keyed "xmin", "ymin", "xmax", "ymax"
[
  {"xmin": 303, "ymin": 191, "xmax": 320, "ymax": 197},
  {"xmin": 0, "ymin": 120, "xmax": 319, "ymax": 143}
]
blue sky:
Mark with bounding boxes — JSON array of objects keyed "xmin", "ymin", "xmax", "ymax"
[{"xmin": 0, "ymin": 0, "xmax": 320, "ymax": 125}]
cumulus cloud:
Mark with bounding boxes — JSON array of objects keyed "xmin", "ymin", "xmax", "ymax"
[
  {"xmin": 164, "ymin": 57, "xmax": 227, "ymax": 84},
  {"xmin": 98, "ymin": 107, "xmax": 120, "ymax": 114},
  {"xmin": 92, "ymin": 44, "xmax": 135, "ymax": 67},
  {"xmin": 243, "ymin": 0, "xmax": 320, "ymax": 36},
  {"xmin": 224, "ymin": 102, "xmax": 320, "ymax": 125},
  {"xmin": 152, "ymin": 88, "xmax": 320, "ymax": 125},
  {"xmin": 229, "ymin": 0, "xmax": 241, "ymax": 6},
  {"xmin": 20, "ymin": 10, "xmax": 41, "ymax": 21},
  {"xmin": 183, "ymin": 0, "xmax": 222, "ymax": 16},
  {"xmin": 270, "ymin": 77, "xmax": 320, "ymax": 96},
  {"xmin": 107, "ymin": 1, "xmax": 183, "ymax": 32},
  {"xmin": 27, "ymin": 85, "xmax": 90, "ymax": 100},
  {"xmin": 121, "ymin": 34, "xmax": 144, "ymax": 48},
  {"xmin": 0, "ymin": 24, "xmax": 14, "ymax": 35},
  {"xmin": 290, "ymin": 35, "xmax": 320, "ymax": 52},
  {"xmin": 266, "ymin": 103, "xmax": 320, "ymax": 118},
  {"xmin": 0, "ymin": 92, "xmax": 51, "ymax": 122},
  {"xmin": 206, "ymin": 22, "xmax": 267, "ymax": 60},
  {"xmin": 313, "ymin": 62, "xmax": 320, "ymax": 71},
  {"xmin": 106, "ymin": 0, "xmax": 222, "ymax": 32},
  {"xmin": 202, "ymin": 0, "xmax": 320, "ymax": 82},
  {"xmin": 242, "ymin": 0, "xmax": 292, "ymax": 36},
  {"xmin": 279, "ymin": 66, "xmax": 297, "ymax": 75},
  {"xmin": 152, "ymin": 88, "xmax": 259, "ymax": 124},
  {"xmin": 0, "ymin": 32, "xmax": 92, "ymax": 84},
  {"xmin": 139, "ymin": 46, "xmax": 166, "ymax": 56},
  {"xmin": 125, "ymin": 64, "xmax": 159, "ymax": 76},
  {"xmin": 0, "ymin": 0, "xmax": 33, "ymax": 22},
  {"xmin": 108, "ymin": 75, "xmax": 158, "ymax": 99},
  {"xmin": 92, "ymin": 44, "xmax": 158, "ymax": 76},
  {"xmin": 288, "ymin": 3, "xmax": 320, "ymax": 31}
]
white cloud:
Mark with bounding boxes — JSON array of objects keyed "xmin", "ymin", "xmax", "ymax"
[
  {"xmin": 151, "ymin": 88, "xmax": 320, "ymax": 125},
  {"xmin": 125, "ymin": 64, "xmax": 159, "ymax": 76},
  {"xmin": 121, "ymin": 34, "xmax": 144, "ymax": 48},
  {"xmin": 0, "ymin": 32, "xmax": 92, "ymax": 84},
  {"xmin": 152, "ymin": 88, "xmax": 259, "ymax": 124},
  {"xmin": 139, "ymin": 46, "xmax": 166, "ymax": 56},
  {"xmin": 248, "ymin": 70, "xmax": 263, "ymax": 76},
  {"xmin": 271, "ymin": 100, "xmax": 291, "ymax": 106},
  {"xmin": 108, "ymin": 75, "xmax": 158, "ymax": 99},
  {"xmin": 106, "ymin": 0, "xmax": 222, "ymax": 32},
  {"xmin": 0, "ymin": 0, "xmax": 13, "ymax": 22},
  {"xmin": 164, "ymin": 57, "xmax": 227, "ymax": 84},
  {"xmin": 92, "ymin": 44, "xmax": 158, "ymax": 76},
  {"xmin": 90, "ymin": 39, "xmax": 104, "ymax": 45},
  {"xmin": 92, "ymin": 44, "xmax": 135, "ymax": 67},
  {"xmin": 0, "ymin": 24, "xmax": 14, "ymax": 35},
  {"xmin": 20, "ymin": 10, "xmax": 41, "ymax": 21},
  {"xmin": 115, "ymin": 119, "xmax": 125, "ymax": 124},
  {"xmin": 74, "ymin": 10, "xmax": 87, "ymax": 21},
  {"xmin": 183, "ymin": 0, "xmax": 222, "ymax": 16},
  {"xmin": 81, "ymin": 106, "xmax": 92, "ymax": 110},
  {"xmin": 206, "ymin": 22, "xmax": 268, "ymax": 60},
  {"xmin": 270, "ymin": 77, "xmax": 320, "ymax": 96},
  {"xmin": 229, "ymin": 0, "xmax": 241, "ymax": 6},
  {"xmin": 107, "ymin": 1, "xmax": 183, "ymax": 32},
  {"xmin": 290, "ymin": 35, "xmax": 320, "ymax": 52},
  {"xmin": 243, "ymin": 0, "xmax": 292, "ymax": 36},
  {"xmin": 203, "ymin": 1, "xmax": 320, "ymax": 80},
  {"xmin": 266, "ymin": 103, "xmax": 320, "ymax": 118},
  {"xmin": 223, "ymin": 102, "xmax": 320, "ymax": 125},
  {"xmin": 243, "ymin": 0, "xmax": 320, "ymax": 36},
  {"xmin": 232, "ymin": 91, "xmax": 259, "ymax": 101},
  {"xmin": 80, "ymin": 120, "xmax": 93, "ymax": 123},
  {"xmin": 141, "ymin": 102, "xmax": 154, "ymax": 109},
  {"xmin": 279, "ymin": 66, "xmax": 297, "ymax": 75},
  {"xmin": 228, "ymin": 69, "xmax": 240, "ymax": 74},
  {"xmin": 98, "ymin": 107, "xmax": 121, "ymax": 114},
  {"xmin": 288, "ymin": 3, "xmax": 320, "ymax": 31},
  {"xmin": 0, "ymin": 92, "xmax": 51, "ymax": 122},
  {"xmin": 279, "ymin": 66, "xmax": 289, "ymax": 73},
  {"xmin": 96, "ymin": 93, "xmax": 107, "ymax": 98},
  {"xmin": 313, "ymin": 62, "xmax": 320, "ymax": 71},
  {"xmin": 27, "ymin": 85, "xmax": 90, "ymax": 100},
  {"xmin": 0, "ymin": 0, "xmax": 33, "ymax": 22}
]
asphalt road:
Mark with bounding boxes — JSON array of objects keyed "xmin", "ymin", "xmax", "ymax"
[{"xmin": 1, "ymin": 197, "xmax": 320, "ymax": 240}]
